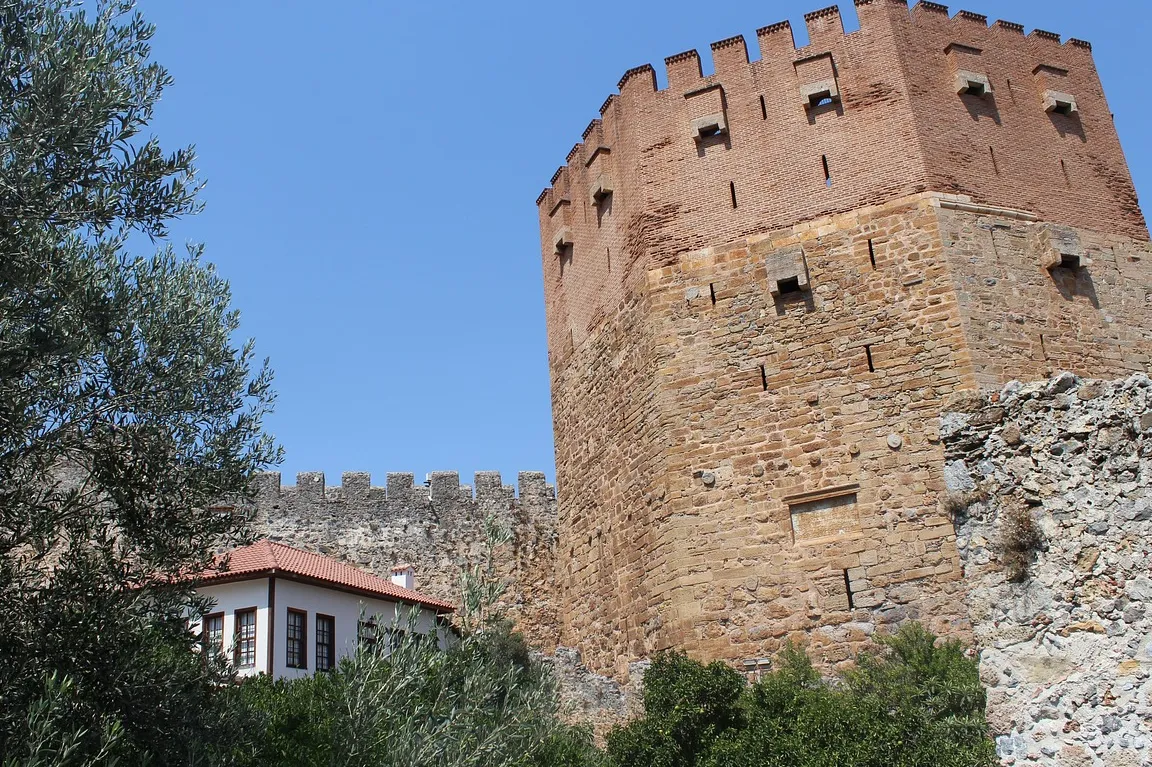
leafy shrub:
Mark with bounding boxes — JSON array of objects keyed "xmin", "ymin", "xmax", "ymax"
[
  {"xmin": 231, "ymin": 610, "xmax": 602, "ymax": 767},
  {"xmin": 609, "ymin": 624, "xmax": 995, "ymax": 767},
  {"xmin": 608, "ymin": 653, "xmax": 745, "ymax": 767}
]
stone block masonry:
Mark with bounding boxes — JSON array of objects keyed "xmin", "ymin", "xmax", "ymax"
[
  {"xmin": 244, "ymin": 471, "xmax": 560, "ymax": 649},
  {"xmin": 945, "ymin": 374, "xmax": 1152, "ymax": 766},
  {"xmin": 537, "ymin": 1, "xmax": 1151, "ymax": 679}
]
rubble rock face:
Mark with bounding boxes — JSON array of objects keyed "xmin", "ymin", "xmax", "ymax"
[
  {"xmin": 944, "ymin": 373, "xmax": 1152, "ymax": 766},
  {"xmin": 537, "ymin": 647, "xmax": 628, "ymax": 735}
]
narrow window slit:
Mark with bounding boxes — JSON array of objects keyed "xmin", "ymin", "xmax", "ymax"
[
  {"xmin": 843, "ymin": 569, "xmax": 855, "ymax": 610},
  {"xmin": 1060, "ymin": 159, "xmax": 1071, "ymax": 187},
  {"xmin": 759, "ymin": 365, "xmax": 768, "ymax": 391},
  {"xmin": 709, "ymin": 283, "xmax": 716, "ymax": 305},
  {"xmin": 759, "ymin": 95, "xmax": 767, "ymax": 120},
  {"xmin": 867, "ymin": 239, "xmax": 876, "ymax": 269},
  {"xmin": 990, "ymin": 146, "xmax": 999, "ymax": 175},
  {"xmin": 821, "ymin": 155, "xmax": 832, "ymax": 187},
  {"xmin": 729, "ymin": 181, "xmax": 738, "ymax": 209},
  {"xmin": 1039, "ymin": 334, "xmax": 1048, "ymax": 361},
  {"xmin": 864, "ymin": 344, "xmax": 875, "ymax": 372},
  {"xmin": 607, "ymin": 247, "xmax": 611, "ymax": 272}
]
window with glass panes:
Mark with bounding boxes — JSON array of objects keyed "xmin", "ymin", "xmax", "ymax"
[
  {"xmin": 316, "ymin": 614, "xmax": 335, "ymax": 672},
  {"xmin": 234, "ymin": 608, "xmax": 257, "ymax": 668},
  {"xmin": 203, "ymin": 613, "xmax": 224, "ymax": 656},
  {"xmin": 286, "ymin": 609, "xmax": 307, "ymax": 669}
]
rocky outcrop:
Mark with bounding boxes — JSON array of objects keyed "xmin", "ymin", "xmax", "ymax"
[{"xmin": 944, "ymin": 372, "xmax": 1152, "ymax": 766}]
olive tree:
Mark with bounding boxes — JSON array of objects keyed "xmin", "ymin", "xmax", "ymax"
[{"xmin": 0, "ymin": 0, "xmax": 278, "ymax": 760}]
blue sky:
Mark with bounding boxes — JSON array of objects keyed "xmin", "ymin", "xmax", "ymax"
[{"xmin": 138, "ymin": 1, "xmax": 1151, "ymax": 490}]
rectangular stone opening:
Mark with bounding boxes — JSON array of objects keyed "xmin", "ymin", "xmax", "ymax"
[
  {"xmin": 778, "ymin": 276, "xmax": 801, "ymax": 295},
  {"xmin": 795, "ymin": 53, "xmax": 840, "ymax": 110},
  {"xmin": 761, "ymin": 244, "xmax": 811, "ymax": 297},
  {"xmin": 786, "ymin": 484, "xmax": 861, "ymax": 543}
]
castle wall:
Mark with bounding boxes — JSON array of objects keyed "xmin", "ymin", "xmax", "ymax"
[
  {"xmin": 550, "ymin": 287, "xmax": 665, "ymax": 667},
  {"xmin": 633, "ymin": 193, "xmax": 976, "ymax": 674},
  {"xmin": 245, "ymin": 471, "xmax": 560, "ymax": 649},
  {"xmin": 537, "ymin": 2, "xmax": 1152, "ymax": 681},
  {"xmin": 538, "ymin": 1, "xmax": 1146, "ymax": 375},
  {"xmin": 944, "ymin": 373, "xmax": 1152, "ymax": 765},
  {"xmin": 938, "ymin": 206, "xmax": 1152, "ymax": 388},
  {"xmin": 890, "ymin": 5, "xmax": 1144, "ymax": 238},
  {"xmin": 551, "ymin": 190, "xmax": 1152, "ymax": 677}
]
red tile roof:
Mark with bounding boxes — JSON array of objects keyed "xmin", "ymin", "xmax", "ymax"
[{"xmin": 197, "ymin": 539, "xmax": 453, "ymax": 612}]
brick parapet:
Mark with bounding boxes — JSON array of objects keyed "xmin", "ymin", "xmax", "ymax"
[{"xmin": 537, "ymin": 3, "xmax": 1144, "ymax": 378}]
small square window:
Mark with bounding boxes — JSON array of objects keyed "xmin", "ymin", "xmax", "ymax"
[
  {"xmin": 954, "ymin": 70, "xmax": 993, "ymax": 98},
  {"xmin": 1043, "ymin": 90, "xmax": 1078, "ymax": 116},
  {"xmin": 690, "ymin": 113, "xmax": 728, "ymax": 142},
  {"xmin": 777, "ymin": 277, "xmax": 801, "ymax": 295}
]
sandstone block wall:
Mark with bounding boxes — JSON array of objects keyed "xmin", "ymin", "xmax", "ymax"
[
  {"xmin": 945, "ymin": 374, "xmax": 1152, "ymax": 766},
  {"xmin": 939, "ymin": 207, "xmax": 1152, "ymax": 386},
  {"xmin": 245, "ymin": 471, "xmax": 560, "ymax": 649},
  {"xmin": 536, "ymin": 1, "xmax": 1151, "ymax": 681},
  {"xmin": 551, "ymin": 187, "xmax": 1151, "ymax": 678}
]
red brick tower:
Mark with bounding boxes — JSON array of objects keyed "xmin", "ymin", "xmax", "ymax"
[{"xmin": 536, "ymin": 1, "xmax": 1150, "ymax": 678}]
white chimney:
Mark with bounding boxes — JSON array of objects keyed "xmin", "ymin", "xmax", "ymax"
[{"xmin": 390, "ymin": 564, "xmax": 414, "ymax": 590}]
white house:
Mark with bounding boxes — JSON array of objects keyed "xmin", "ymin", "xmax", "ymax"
[{"xmin": 191, "ymin": 539, "xmax": 454, "ymax": 679}]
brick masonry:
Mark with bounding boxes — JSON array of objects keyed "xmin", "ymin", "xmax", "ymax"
[{"xmin": 537, "ymin": 3, "xmax": 1152, "ymax": 679}]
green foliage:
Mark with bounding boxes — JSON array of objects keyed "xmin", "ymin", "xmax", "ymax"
[
  {"xmin": 0, "ymin": 0, "xmax": 277, "ymax": 761},
  {"xmin": 3, "ymin": 673, "xmax": 125, "ymax": 767},
  {"xmin": 231, "ymin": 611, "xmax": 602, "ymax": 767},
  {"xmin": 608, "ymin": 653, "xmax": 745, "ymax": 767},
  {"xmin": 609, "ymin": 624, "xmax": 996, "ymax": 767}
]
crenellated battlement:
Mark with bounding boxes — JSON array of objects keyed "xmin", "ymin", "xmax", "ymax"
[
  {"xmin": 535, "ymin": 0, "xmax": 1150, "ymax": 681},
  {"xmin": 535, "ymin": 1, "xmax": 1143, "ymax": 375},
  {"xmin": 250, "ymin": 471, "xmax": 561, "ymax": 648},
  {"xmin": 535, "ymin": 2, "xmax": 1107, "ymax": 220},
  {"xmin": 253, "ymin": 470, "xmax": 554, "ymax": 507}
]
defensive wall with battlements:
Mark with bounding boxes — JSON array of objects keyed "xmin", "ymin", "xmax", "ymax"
[
  {"xmin": 536, "ymin": 1, "xmax": 1152, "ymax": 678},
  {"xmin": 244, "ymin": 470, "xmax": 560, "ymax": 649}
]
